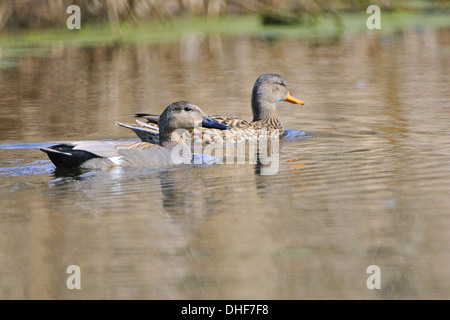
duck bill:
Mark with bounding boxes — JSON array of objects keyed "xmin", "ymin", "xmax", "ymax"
[
  {"xmin": 201, "ymin": 116, "xmax": 230, "ymax": 130},
  {"xmin": 284, "ymin": 93, "xmax": 304, "ymax": 105}
]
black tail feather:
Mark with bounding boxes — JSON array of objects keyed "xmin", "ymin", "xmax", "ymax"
[
  {"xmin": 39, "ymin": 144, "xmax": 101, "ymax": 168},
  {"xmin": 134, "ymin": 113, "xmax": 159, "ymax": 124}
]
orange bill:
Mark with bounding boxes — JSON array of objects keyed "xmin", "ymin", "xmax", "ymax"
[{"xmin": 284, "ymin": 93, "xmax": 304, "ymax": 105}]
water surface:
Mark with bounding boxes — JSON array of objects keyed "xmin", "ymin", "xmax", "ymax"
[{"xmin": 0, "ymin": 27, "xmax": 449, "ymax": 299}]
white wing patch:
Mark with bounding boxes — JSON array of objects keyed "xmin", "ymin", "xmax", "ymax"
[{"xmin": 109, "ymin": 156, "xmax": 123, "ymax": 165}]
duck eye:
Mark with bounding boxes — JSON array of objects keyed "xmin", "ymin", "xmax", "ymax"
[{"xmin": 184, "ymin": 107, "xmax": 192, "ymax": 112}]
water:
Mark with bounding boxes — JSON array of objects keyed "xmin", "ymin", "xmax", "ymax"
[{"xmin": 0, "ymin": 27, "xmax": 449, "ymax": 299}]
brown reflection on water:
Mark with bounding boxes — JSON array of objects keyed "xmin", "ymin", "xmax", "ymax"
[{"xmin": 0, "ymin": 27, "xmax": 449, "ymax": 299}]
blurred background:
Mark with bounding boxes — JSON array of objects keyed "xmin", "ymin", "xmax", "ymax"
[
  {"xmin": 0, "ymin": 0, "xmax": 423, "ymax": 28},
  {"xmin": 0, "ymin": 0, "xmax": 449, "ymax": 300}
]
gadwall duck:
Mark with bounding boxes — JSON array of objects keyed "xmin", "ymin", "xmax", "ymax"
[
  {"xmin": 39, "ymin": 101, "xmax": 230, "ymax": 169},
  {"xmin": 117, "ymin": 73, "xmax": 304, "ymax": 145}
]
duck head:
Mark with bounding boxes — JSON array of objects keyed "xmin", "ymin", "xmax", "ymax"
[
  {"xmin": 159, "ymin": 101, "xmax": 230, "ymax": 147},
  {"xmin": 251, "ymin": 73, "xmax": 304, "ymax": 123}
]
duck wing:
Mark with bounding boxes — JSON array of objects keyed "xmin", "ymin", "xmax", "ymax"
[{"xmin": 116, "ymin": 121, "xmax": 160, "ymax": 144}]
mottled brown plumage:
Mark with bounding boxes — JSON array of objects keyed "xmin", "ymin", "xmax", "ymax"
[{"xmin": 118, "ymin": 74, "xmax": 304, "ymax": 145}]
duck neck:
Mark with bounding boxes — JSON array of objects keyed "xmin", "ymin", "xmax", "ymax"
[
  {"xmin": 159, "ymin": 129, "xmax": 186, "ymax": 149},
  {"xmin": 251, "ymin": 96, "xmax": 283, "ymax": 129},
  {"xmin": 160, "ymin": 129, "xmax": 193, "ymax": 164}
]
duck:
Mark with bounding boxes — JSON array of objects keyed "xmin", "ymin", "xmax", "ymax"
[
  {"xmin": 39, "ymin": 101, "xmax": 230, "ymax": 169},
  {"xmin": 117, "ymin": 73, "xmax": 304, "ymax": 145}
]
